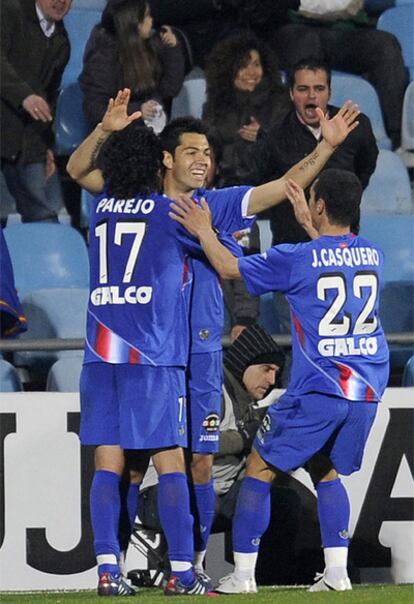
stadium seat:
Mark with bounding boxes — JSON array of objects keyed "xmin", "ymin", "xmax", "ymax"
[
  {"xmin": 359, "ymin": 213, "xmax": 414, "ymax": 284},
  {"xmin": 3, "ymin": 223, "xmax": 89, "ymax": 299},
  {"xmin": 377, "ymin": 6, "xmax": 414, "ymax": 80},
  {"xmin": 402, "ymin": 355, "xmax": 414, "ymax": 386},
  {"xmin": 55, "ymin": 82, "xmax": 92, "ymax": 156},
  {"xmin": 171, "ymin": 67, "xmax": 206, "ymax": 119},
  {"xmin": 257, "ymin": 219, "xmax": 273, "ymax": 252},
  {"xmin": 15, "ymin": 287, "xmax": 88, "ymax": 376},
  {"xmin": 379, "ymin": 281, "xmax": 414, "ymax": 370},
  {"xmin": 361, "ymin": 150, "xmax": 412, "ymax": 214},
  {"xmin": 0, "ymin": 359, "xmax": 23, "ymax": 392},
  {"xmin": 400, "ymin": 81, "xmax": 414, "ymax": 167},
  {"xmin": 46, "ymin": 356, "xmax": 83, "ymax": 392},
  {"xmin": 71, "ymin": 0, "xmax": 106, "ymax": 7},
  {"xmin": 61, "ymin": 9, "xmax": 102, "ymax": 86},
  {"xmin": 330, "ymin": 72, "xmax": 392, "ymax": 149}
]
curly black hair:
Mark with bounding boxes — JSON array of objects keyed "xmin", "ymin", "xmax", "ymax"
[
  {"xmin": 204, "ymin": 31, "xmax": 284, "ymax": 117},
  {"xmin": 101, "ymin": 122, "xmax": 163, "ymax": 198}
]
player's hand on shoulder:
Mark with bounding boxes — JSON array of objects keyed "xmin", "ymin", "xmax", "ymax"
[{"xmin": 169, "ymin": 195, "xmax": 212, "ymax": 237}]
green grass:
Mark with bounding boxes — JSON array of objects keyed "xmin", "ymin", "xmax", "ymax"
[{"xmin": 1, "ymin": 585, "xmax": 413, "ymax": 604}]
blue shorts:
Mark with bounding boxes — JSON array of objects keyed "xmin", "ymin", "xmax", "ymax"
[
  {"xmin": 80, "ymin": 362, "xmax": 187, "ymax": 449},
  {"xmin": 188, "ymin": 350, "xmax": 222, "ymax": 454},
  {"xmin": 254, "ymin": 392, "xmax": 377, "ymax": 476}
]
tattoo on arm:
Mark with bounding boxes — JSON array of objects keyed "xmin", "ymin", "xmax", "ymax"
[
  {"xmin": 88, "ymin": 135, "xmax": 107, "ymax": 170},
  {"xmin": 299, "ymin": 149, "xmax": 319, "ymax": 172}
]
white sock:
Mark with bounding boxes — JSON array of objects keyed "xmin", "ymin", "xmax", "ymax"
[
  {"xmin": 193, "ymin": 550, "xmax": 206, "ymax": 571},
  {"xmin": 170, "ymin": 560, "xmax": 192, "ymax": 573},
  {"xmin": 324, "ymin": 547, "xmax": 349, "ymax": 581},
  {"xmin": 233, "ymin": 552, "xmax": 258, "ymax": 581}
]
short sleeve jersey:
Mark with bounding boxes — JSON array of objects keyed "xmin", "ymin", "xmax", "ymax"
[
  {"xmin": 190, "ymin": 185, "xmax": 255, "ymax": 353},
  {"xmin": 239, "ymin": 233, "xmax": 390, "ymax": 401},
  {"xmin": 84, "ymin": 191, "xmax": 201, "ymax": 366}
]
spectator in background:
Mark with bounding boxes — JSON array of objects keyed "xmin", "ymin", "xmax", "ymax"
[
  {"xmin": 0, "ymin": 228, "xmax": 27, "ymax": 338},
  {"xmin": 240, "ymin": 59, "xmax": 378, "ymax": 333},
  {"xmin": 1, "ymin": 0, "xmax": 72, "ymax": 223},
  {"xmin": 203, "ymin": 32, "xmax": 290, "ymax": 189},
  {"xmin": 242, "ymin": 59, "xmax": 378, "ymax": 247},
  {"xmin": 79, "ymin": 0, "xmax": 185, "ymax": 133},
  {"xmin": 268, "ymin": 0, "xmax": 407, "ymax": 149}
]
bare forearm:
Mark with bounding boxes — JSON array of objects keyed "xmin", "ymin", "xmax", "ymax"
[
  {"xmin": 198, "ymin": 228, "xmax": 241, "ymax": 279},
  {"xmin": 66, "ymin": 123, "xmax": 110, "ymax": 181},
  {"xmin": 248, "ymin": 139, "xmax": 335, "ymax": 214}
]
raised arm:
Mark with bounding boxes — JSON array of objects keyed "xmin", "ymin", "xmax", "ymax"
[
  {"xmin": 66, "ymin": 88, "xmax": 141, "ymax": 194},
  {"xmin": 247, "ymin": 101, "xmax": 360, "ymax": 214},
  {"xmin": 169, "ymin": 196, "xmax": 241, "ymax": 279}
]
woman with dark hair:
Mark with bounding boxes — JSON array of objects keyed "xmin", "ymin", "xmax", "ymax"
[
  {"xmin": 79, "ymin": 0, "xmax": 185, "ymax": 132},
  {"xmin": 203, "ymin": 31, "xmax": 290, "ymax": 187}
]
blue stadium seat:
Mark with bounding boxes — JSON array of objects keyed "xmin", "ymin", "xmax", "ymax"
[
  {"xmin": 46, "ymin": 356, "xmax": 83, "ymax": 392},
  {"xmin": 330, "ymin": 72, "xmax": 392, "ymax": 149},
  {"xmin": 361, "ymin": 150, "xmax": 412, "ymax": 214},
  {"xmin": 61, "ymin": 9, "xmax": 102, "ymax": 86},
  {"xmin": 257, "ymin": 219, "xmax": 273, "ymax": 252},
  {"xmin": 15, "ymin": 287, "xmax": 88, "ymax": 376},
  {"xmin": 379, "ymin": 281, "xmax": 414, "ymax": 370},
  {"xmin": 400, "ymin": 81, "xmax": 414, "ymax": 166},
  {"xmin": 377, "ymin": 6, "xmax": 414, "ymax": 80},
  {"xmin": 55, "ymin": 83, "xmax": 92, "ymax": 155},
  {"xmin": 71, "ymin": 0, "xmax": 106, "ymax": 7},
  {"xmin": 3, "ymin": 224, "xmax": 89, "ymax": 299},
  {"xmin": 402, "ymin": 355, "xmax": 414, "ymax": 386},
  {"xmin": 359, "ymin": 214, "xmax": 414, "ymax": 284},
  {"xmin": 171, "ymin": 68, "xmax": 206, "ymax": 119},
  {"xmin": 0, "ymin": 359, "xmax": 23, "ymax": 392}
]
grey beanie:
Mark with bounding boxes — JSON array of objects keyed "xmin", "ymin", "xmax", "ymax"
[{"xmin": 224, "ymin": 323, "xmax": 285, "ymax": 385}]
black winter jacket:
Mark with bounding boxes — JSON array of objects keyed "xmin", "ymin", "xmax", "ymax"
[{"xmin": 1, "ymin": 0, "xmax": 70, "ymax": 163}]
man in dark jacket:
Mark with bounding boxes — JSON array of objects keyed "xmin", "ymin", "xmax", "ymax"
[
  {"xmin": 242, "ymin": 58, "xmax": 378, "ymax": 245},
  {"xmin": 1, "ymin": 0, "xmax": 72, "ymax": 222}
]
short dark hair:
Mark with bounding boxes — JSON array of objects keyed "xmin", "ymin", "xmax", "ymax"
[
  {"xmin": 312, "ymin": 169, "xmax": 362, "ymax": 227},
  {"xmin": 101, "ymin": 122, "xmax": 162, "ymax": 198},
  {"xmin": 160, "ymin": 117, "xmax": 209, "ymax": 156},
  {"xmin": 288, "ymin": 57, "xmax": 331, "ymax": 90}
]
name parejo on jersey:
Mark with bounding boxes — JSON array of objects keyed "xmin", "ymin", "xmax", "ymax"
[{"xmin": 91, "ymin": 197, "xmax": 155, "ymax": 305}]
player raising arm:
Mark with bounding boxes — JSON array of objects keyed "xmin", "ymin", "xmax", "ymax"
[{"xmin": 170, "ymin": 169, "xmax": 389, "ymax": 593}]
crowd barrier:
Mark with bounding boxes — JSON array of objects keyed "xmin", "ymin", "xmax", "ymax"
[{"xmin": 0, "ymin": 388, "xmax": 413, "ymax": 590}]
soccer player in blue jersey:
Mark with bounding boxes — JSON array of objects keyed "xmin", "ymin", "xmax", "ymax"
[
  {"xmin": 159, "ymin": 105, "xmax": 360, "ymax": 574},
  {"xmin": 67, "ymin": 89, "xmax": 215, "ymax": 596},
  {"xmin": 169, "ymin": 168, "xmax": 390, "ymax": 593}
]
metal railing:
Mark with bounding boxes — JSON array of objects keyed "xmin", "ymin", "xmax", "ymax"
[{"xmin": 1, "ymin": 332, "xmax": 413, "ymax": 352}]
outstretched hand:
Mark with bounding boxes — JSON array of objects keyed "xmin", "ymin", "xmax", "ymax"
[
  {"xmin": 101, "ymin": 88, "xmax": 142, "ymax": 133},
  {"xmin": 285, "ymin": 179, "xmax": 318, "ymax": 240},
  {"xmin": 169, "ymin": 195, "xmax": 212, "ymax": 238},
  {"xmin": 319, "ymin": 100, "xmax": 360, "ymax": 149}
]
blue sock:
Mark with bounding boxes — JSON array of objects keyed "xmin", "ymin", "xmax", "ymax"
[
  {"xmin": 158, "ymin": 472, "xmax": 194, "ymax": 585},
  {"xmin": 193, "ymin": 481, "xmax": 216, "ymax": 554},
  {"xmin": 90, "ymin": 470, "xmax": 121, "ymax": 575},
  {"xmin": 118, "ymin": 482, "xmax": 140, "ymax": 552},
  {"xmin": 316, "ymin": 478, "xmax": 350, "ymax": 548},
  {"xmin": 232, "ymin": 476, "xmax": 271, "ymax": 553}
]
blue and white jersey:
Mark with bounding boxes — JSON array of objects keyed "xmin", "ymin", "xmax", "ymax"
[
  {"xmin": 190, "ymin": 186, "xmax": 255, "ymax": 353},
  {"xmin": 239, "ymin": 233, "xmax": 390, "ymax": 401},
  {"xmin": 84, "ymin": 191, "xmax": 200, "ymax": 366}
]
